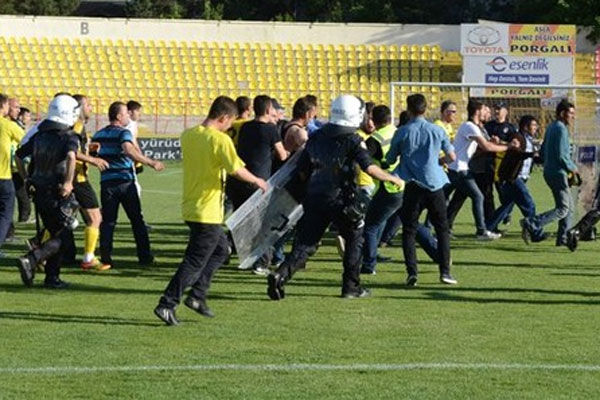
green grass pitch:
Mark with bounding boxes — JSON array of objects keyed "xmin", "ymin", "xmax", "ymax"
[{"xmin": 0, "ymin": 162, "xmax": 599, "ymax": 399}]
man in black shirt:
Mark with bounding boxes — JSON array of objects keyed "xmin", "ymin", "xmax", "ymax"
[
  {"xmin": 227, "ymin": 95, "xmax": 288, "ymax": 275},
  {"xmin": 15, "ymin": 95, "xmax": 81, "ymax": 289},
  {"xmin": 485, "ymin": 102, "xmax": 518, "ymax": 226},
  {"xmin": 485, "ymin": 102, "xmax": 517, "ymax": 142}
]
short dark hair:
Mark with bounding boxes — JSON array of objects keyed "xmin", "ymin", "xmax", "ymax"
[
  {"xmin": 519, "ymin": 115, "xmax": 537, "ymax": 132},
  {"xmin": 406, "ymin": 94, "xmax": 427, "ymax": 116},
  {"xmin": 398, "ymin": 111, "xmax": 410, "ymax": 127},
  {"xmin": 372, "ymin": 105, "xmax": 392, "ymax": 126},
  {"xmin": 108, "ymin": 101, "xmax": 127, "ymax": 122},
  {"xmin": 235, "ymin": 96, "xmax": 251, "ymax": 116},
  {"xmin": 207, "ymin": 96, "xmax": 237, "ymax": 119},
  {"xmin": 18, "ymin": 107, "xmax": 30, "ymax": 117},
  {"xmin": 0, "ymin": 94, "xmax": 8, "ymax": 108},
  {"xmin": 72, "ymin": 94, "xmax": 87, "ymax": 107},
  {"xmin": 304, "ymin": 94, "xmax": 318, "ymax": 108},
  {"xmin": 253, "ymin": 95, "xmax": 272, "ymax": 117},
  {"xmin": 467, "ymin": 99, "xmax": 484, "ymax": 119},
  {"xmin": 53, "ymin": 92, "xmax": 71, "ymax": 98},
  {"xmin": 127, "ymin": 100, "xmax": 142, "ymax": 112},
  {"xmin": 292, "ymin": 96, "xmax": 313, "ymax": 119},
  {"xmin": 440, "ymin": 100, "xmax": 456, "ymax": 113},
  {"xmin": 365, "ymin": 101, "xmax": 375, "ymax": 117},
  {"xmin": 556, "ymin": 99, "xmax": 574, "ymax": 117}
]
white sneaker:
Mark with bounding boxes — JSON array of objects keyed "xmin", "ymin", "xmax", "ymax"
[
  {"xmin": 252, "ymin": 266, "xmax": 270, "ymax": 276},
  {"xmin": 476, "ymin": 230, "xmax": 501, "ymax": 241},
  {"xmin": 440, "ymin": 275, "xmax": 458, "ymax": 285}
]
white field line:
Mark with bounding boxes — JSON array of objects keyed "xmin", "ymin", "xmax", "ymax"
[
  {"xmin": 154, "ymin": 170, "xmax": 182, "ymax": 177},
  {"xmin": 142, "ymin": 189, "xmax": 179, "ymax": 195},
  {"xmin": 1, "ymin": 362, "xmax": 599, "ymax": 375}
]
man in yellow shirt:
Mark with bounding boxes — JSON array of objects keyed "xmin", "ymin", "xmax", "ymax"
[
  {"xmin": 155, "ymin": 96, "xmax": 268, "ymax": 326},
  {"xmin": 434, "ymin": 100, "xmax": 457, "ymax": 141},
  {"xmin": 0, "ymin": 94, "xmax": 25, "ymax": 250}
]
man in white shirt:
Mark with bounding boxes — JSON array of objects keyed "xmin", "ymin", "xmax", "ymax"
[{"xmin": 446, "ymin": 99, "xmax": 513, "ymax": 240}]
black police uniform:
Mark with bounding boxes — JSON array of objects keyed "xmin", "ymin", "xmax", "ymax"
[
  {"xmin": 567, "ymin": 176, "xmax": 600, "ymax": 247},
  {"xmin": 268, "ymin": 123, "xmax": 373, "ymax": 299},
  {"xmin": 16, "ymin": 120, "xmax": 80, "ymax": 288}
]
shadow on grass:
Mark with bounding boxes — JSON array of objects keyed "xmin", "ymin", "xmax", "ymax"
[
  {"xmin": 411, "ymin": 290, "xmax": 600, "ymax": 306},
  {"xmin": 0, "ymin": 311, "xmax": 157, "ymax": 327}
]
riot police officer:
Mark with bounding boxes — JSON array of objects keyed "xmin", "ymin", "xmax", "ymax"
[
  {"xmin": 267, "ymin": 95, "xmax": 404, "ymax": 300},
  {"xmin": 15, "ymin": 95, "xmax": 81, "ymax": 289}
]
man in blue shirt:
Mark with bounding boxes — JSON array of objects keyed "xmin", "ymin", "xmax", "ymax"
[
  {"xmin": 521, "ymin": 99, "xmax": 577, "ymax": 246},
  {"xmin": 386, "ymin": 94, "xmax": 457, "ymax": 286},
  {"xmin": 92, "ymin": 102, "xmax": 165, "ymax": 270}
]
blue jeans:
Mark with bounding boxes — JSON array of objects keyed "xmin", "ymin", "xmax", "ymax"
[
  {"xmin": 525, "ymin": 173, "xmax": 572, "ymax": 244},
  {"xmin": 447, "ymin": 170, "xmax": 486, "ymax": 233},
  {"xmin": 487, "ymin": 178, "xmax": 543, "ymax": 239},
  {"xmin": 362, "ymin": 188, "xmax": 439, "ymax": 272},
  {"xmin": 362, "ymin": 189, "xmax": 403, "ymax": 271}
]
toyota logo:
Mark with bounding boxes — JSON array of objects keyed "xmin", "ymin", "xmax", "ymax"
[
  {"xmin": 486, "ymin": 56, "xmax": 507, "ymax": 72},
  {"xmin": 468, "ymin": 26, "xmax": 501, "ymax": 47}
]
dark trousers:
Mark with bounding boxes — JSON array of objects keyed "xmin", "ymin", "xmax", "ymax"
[
  {"xmin": 12, "ymin": 172, "xmax": 31, "ymax": 222},
  {"xmin": 400, "ymin": 182, "xmax": 451, "ymax": 278},
  {"xmin": 100, "ymin": 180, "xmax": 151, "ymax": 264},
  {"xmin": 276, "ymin": 197, "xmax": 363, "ymax": 295},
  {"xmin": 28, "ymin": 190, "xmax": 74, "ymax": 281},
  {"xmin": 380, "ymin": 207, "xmax": 402, "ymax": 245},
  {"xmin": 159, "ymin": 223, "xmax": 228, "ymax": 308},
  {"xmin": 0, "ymin": 179, "xmax": 15, "ymax": 245},
  {"xmin": 474, "ymin": 171, "xmax": 496, "ymax": 224},
  {"xmin": 570, "ymin": 177, "xmax": 600, "ymax": 236}
]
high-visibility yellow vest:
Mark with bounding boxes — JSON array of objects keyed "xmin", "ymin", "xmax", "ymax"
[
  {"xmin": 372, "ymin": 124, "xmax": 402, "ymax": 194},
  {"xmin": 356, "ymin": 129, "xmax": 374, "ymax": 188}
]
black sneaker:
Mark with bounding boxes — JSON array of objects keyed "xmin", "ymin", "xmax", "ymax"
[
  {"xmin": 406, "ymin": 275, "xmax": 418, "ymax": 287},
  {"xmin": 184, "ymin": 296, "xmax": 214, "ymax": 318},
  {"xmin": 267, "ymin": 272, "xmax": 285, "ymax": 301},
  {"xmin": 360, "ymin": 267, "xmax": 376, "ymax": 275},
  {"xmin": 154, "ymin": 306, "xmax": 180, "ymax": 326},
  {"xmin": 139, "ymin": 255, "xmax": 155, "ymax": 266},
  {"xmin": 520, "ymin": 219, "xmax": 531, "ymax": 245},
  {"xmin": 16, "ymin": 256, "xmax": 35, "ymax": 287},
  {"xmin": 531, "ymin": 232, "xmax": 551, "ymax": 243},
  {"xmin": 342, "ymin": 287, "xmax": 371, "ymax": 299},
  {"xmin": 43, "ymin": 278, "xmax": 70, "ymax": 289},
  {"xmin": 566, "ymin": 229, "xmax": 579, "ymax": 252}
]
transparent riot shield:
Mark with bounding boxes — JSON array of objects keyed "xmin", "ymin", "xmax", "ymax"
[{"xmin": 225, "ymin": 150, "xmax": 305, "ymax": 270}]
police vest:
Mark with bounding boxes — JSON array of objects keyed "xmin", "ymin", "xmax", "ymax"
[
  {"xmin": 355, "ymin": 129, "xmax": 374, "ymax": 188},
  {"xmin": 372, "ymin": 124, "xmax": 402, "ymax": 194}
]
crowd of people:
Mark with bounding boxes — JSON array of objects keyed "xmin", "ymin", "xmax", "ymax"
[{"xmin": 0, "ymin": 91, "xmax": 596, "ymax": 326}]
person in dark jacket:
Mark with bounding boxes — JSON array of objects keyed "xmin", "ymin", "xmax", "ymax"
[
  {"xmin": 15, "ymin": 95, "xmax": 81, "ymax": 289},
  {"xmin": 486, "ymin": 115, "xmax": 548, "ymax": 241},
  {"xmin": 267, "ymin": 95, "xmax": 404, "ymax": 300},
  {"xmin": 566, "ymin": 177, "xmax": 600, "ymax": 251}
]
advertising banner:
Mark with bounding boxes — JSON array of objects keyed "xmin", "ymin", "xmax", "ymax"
[
  {"xmin": 463, "ymin": 55, "xmax": 573, "ymax": 85},
  {"xmin": 461, "ymin": 23, "xmax": 575, "ymax": 97},
  {"xmin": 461, "ymin": 23, "xmax": 576, "ymax": 57}
]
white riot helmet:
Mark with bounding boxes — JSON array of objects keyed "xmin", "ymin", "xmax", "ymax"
[
  {"xmin": 46, "ymin": 95, "xmax": 81, "ymax": 127},
  {"xmin": 329, "ymin": 95, "xmax": 366, "ymax": 128}
]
